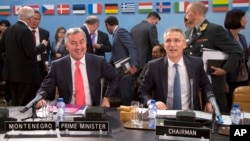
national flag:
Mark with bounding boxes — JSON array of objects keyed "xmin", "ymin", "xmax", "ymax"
[
  {"xmin": 88, "ymin": 3, "xmax": 102, "ymax": 14},
  {"xmin": 212, "ymin": 0, "xmax": 229, "ymax": 12},
  {"xmin": 13, "ymin": 5, "xmax": 22, "ymax": 15},
  {"xmin": 199, "ymin": 0, "xmax": 209, "ymax": 10},
  {"xmin": 104, "ymin": 3, "xmax": 118, "ymax": 14},
  {"xmin": 138, "ymin": 2, "xmax": 153, "ymax": 13},
  {"xmin": 0, "ymin": 6, "xmax": 10, "ymax": 15},
  {"xmin": 73, "ymin": 4, "xmax": 85, "ymax": 14},
  {"xmin": 156, "ymin": 2, "xmax": 171, "ymax": 13},
  {"xmin": 232, "ymin": 0, "xmax": 249, "ymax": 11},
  {"xmin": 29, "ymin": 4, "xmax": 39, "ymax": 11},
  {"xmin": 174, "ymin": 1, "xmax": 189, "ymax": 13},
  {"xmin": 42, "ymin": 5, "xmax": 54, "ymax": 15},
  {"xmin": 57, "ymin": 4, "xmax": 70, "ymax": 15},
  {"xmin": 121, "ymin": 3, "xmax": 135, "ymax": 13}
]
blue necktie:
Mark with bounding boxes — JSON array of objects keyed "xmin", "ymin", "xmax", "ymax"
[{"xmin": 173, "ymin": 64, "xmax": 182, "ymax": 109}]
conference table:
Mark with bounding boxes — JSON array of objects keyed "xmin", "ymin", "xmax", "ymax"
[{"xmin": 0, "ymin": 107, "xmax": 229, "ymax": 141}]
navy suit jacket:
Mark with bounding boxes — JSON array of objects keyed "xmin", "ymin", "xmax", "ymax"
[
  {"xmin": 94, "ymin": 30, "xmax": 111, "ymax": 57},
  {"xmin": 139, "ymin": 56, "xmax": 213, "ymax": 110},
  {"xmin": 80, "ymin": 25, "xmax": 94, "ymax": 54},
  {"xmin": 38, "ymin": 53, "xmax": 119, "ymax": 106},
  {"xmin": 111, "ymin": 27, "xmax": 138, "ymax": 66}
]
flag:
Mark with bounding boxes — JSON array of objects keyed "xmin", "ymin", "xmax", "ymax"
[
  {"xmin": 212, "ymin": 0, "xmax": 229, "ymax": 12},
  {"xmin": 121, "ymin": 3, "xmax": 135, "ymax": 13},
  {"xmin": 199, "ymin": 0, "xmax": 209, "ymax": 10},
  {"xmin": 73, "ymin": 4, "xmax": 85, "ymax": 14},
  {"xmin": 104, "ymin": 3, "xmax": 118, "ymax": 14},
  {"xmin": 232, "ymin": 0, "xmax": 249, "ymax": 11},
  {"xmin": 13, "ymin": 5, "xmax": 22, "ymax": 15},
  {"xmin": 138, "ymin": 2, "xmax": 153, "ymax": 13},
  {"xmin": 88, "ymin": 3, "xmax": 102, "ymax": 14},
  {"xmin": 174, "ymin": 1, "xmax": 189, "ymax": 13},
  {"xmin": 156, "ymin": 2, "xmax": 171, "ymax": 13},
  {"xmin": 0, "ymin": 6, "xmax": 10, "ymax": 15},
  {"xmin": 42, "ymin": 5, "xmax": 54, "ymax": 15},
  {"xmin": 57, "ymin": 4, "xmax": 70, "ymax": 15},
  {"xmin": 29, "ymin": 4, "xmax": 39, "ymax": 11}
]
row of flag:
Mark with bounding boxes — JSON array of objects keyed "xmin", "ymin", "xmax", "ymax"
[{"xmin": 0, "ymin": 0, "xmax": 249, "ymax": 16}]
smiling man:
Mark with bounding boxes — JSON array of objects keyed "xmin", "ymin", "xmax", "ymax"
[{"xmin": 138, "ymin": 27, "xmax": 213, "ymax": 113}]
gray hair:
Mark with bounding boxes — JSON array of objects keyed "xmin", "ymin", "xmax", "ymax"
[
  {"xmin": 18, "ymin": 6, "xmax": 34, "ymax": 20},
  {"xmin": 85, "ymin": 15, "xmax": 100, "ymax": 25},
  {"xmin": 164, "ymin": 27, "xmax": 186, "ymax": 40},
  {"xmin": 64, "ymin": 27, "xmax": 86, "ymax": 43}
]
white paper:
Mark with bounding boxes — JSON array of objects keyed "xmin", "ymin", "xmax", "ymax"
[{"xmin": 202, "ymin": 48, "xmax": 228, "ymax": 72}]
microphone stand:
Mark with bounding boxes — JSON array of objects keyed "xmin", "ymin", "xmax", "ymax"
[
  {"xmin": 21, "ymin": 103, "xmax": 43, "ymax": 121},
  {"xmin": 211, "ymin": 112, "xmax": 215, "ymax": 134}
]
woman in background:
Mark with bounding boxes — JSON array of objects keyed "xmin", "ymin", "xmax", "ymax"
[
  {"xmin": 0, "ymin": 20, "xmax": 11, "ymax": 40},
  {"xmin": 50, "ymin": 26, "xmax": 68, "ymax": 63},
  {"xmin": 224, "ymin": 9, "xmax": 250, "ymax": 110}
]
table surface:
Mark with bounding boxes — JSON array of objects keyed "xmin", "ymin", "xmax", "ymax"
[{"xmin": 0, "ymin": 107, "xmax": 229, "ymax": 141}]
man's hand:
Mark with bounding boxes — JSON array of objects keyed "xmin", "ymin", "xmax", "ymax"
[
  {"xmin": 125, "ymin": 66, "xmax": 137, "ymax": 75},
  {"xmin": 101, "ymin": 97, "xmax": 110, "ymax": 107},
  {"xmin": 41, "ymin": 40, "xmax": 48, "ymax": 47},
  {"xmin": 204, "ymin": 102, "xmax": 213, "ymax": 113},
  {"xmin": 35, "ymin": 99, "xmax": 47, "ymax": 109},
  {"xmin": 210, "ymin": 66, "xmax": 226, "ymax": 76},
  {"xmin": 155, "ymin": 101, "xmax": 167, "ymax": 110}
]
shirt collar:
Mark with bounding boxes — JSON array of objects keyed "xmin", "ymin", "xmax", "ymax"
[
  {"xmin": 70, "ymin": 55, "xmax": 86, "ymax": 66},
  {"xmin": 168, "ymin": 57, "xmax": 184, "ymax": 68}
]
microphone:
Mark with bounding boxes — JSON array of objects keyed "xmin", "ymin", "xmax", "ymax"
[
  {"xmin": 207, "ymin": 91, "xmax": 223, "ymax": 124},
  {"xmin": 190, "ymin": 79, "xmax": 194, "ymax": 112},
  {"xmin": 20, "ymin": 91, "xmax": 47, "ymax": 113}
]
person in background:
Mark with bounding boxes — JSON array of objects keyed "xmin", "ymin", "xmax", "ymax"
[
  {"xmin": 130, "ymin": 11, "xmax": 161, "ymax": 74},
  {"xmin": 29, "ymin": 10, "xmax": 50, "ymax": 90},
  {"xmin": 0, "ymin": 20, "xmax": 11, "ymax": 40},
  {"xmin": 50, "ymin": 26, "xmax": 68, "ymax": 62},
  {"xmin": 0, "ymin": 6, "xmax": 48, "ymax": 106},
  {"xmin": 92, "ymin": 29, "xmax": 111, "ymax": 58},
  {"xmin": 184, "ymin": 16, "xmax": 193, "ymax": 30},
  {"xmin": 224, "ymin": 9, "xmax": 250, "ymax": 110},
  {"xmin": 138, "ymin": 27, "xmax": 213, "ymax": 112},
  {"xmin": 185, "ymin": 2, "xmax": 242, "ymax": 113},
  {"xmin": 105, "ymin": 16, "xmax": 138, "ymax": 106},
  {"xmin": 35, "ymin": 27, "xmax": 118, "ymax": 108},
  {"xmin": 80, "ymin": 15, "xmax": 100, "ymax": 54}
]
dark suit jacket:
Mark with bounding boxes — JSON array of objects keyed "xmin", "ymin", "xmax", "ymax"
[
  {"xmin": 111, "ymin": 27, "xmax": 138, "ymax": 67},
  {"xmin": 94, "ymin": 30, "xmax": 111, "ymax": 57},
  {"xmin": 0, "ymin": 21, "xmax": 46, "ymax": 83},
  {"xmin": 185, "ymin": 19, "xmax": 242, "ymax": 75},
  {"xmin": 38, "ymin": 27, "xmax": 50, "ymax": 74},
  {"xmin": 131, "ymin": 20, "xmax": 159, "ymax": 69},
  {"xmin": 80, "ymin": 25, "xmax": 94, "ymax": 54},
  {"xmin": 139, "ymin": 56, "xmax": 213, "ymax": 110},
  {"xmin": 50, "ymin": 39, "xmax": 68, "ymax": 62},
  {"xmin": 38, "ymin": 54, "xmax": 119, "ymax": 106}
]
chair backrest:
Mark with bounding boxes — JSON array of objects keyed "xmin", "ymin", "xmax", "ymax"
[{"xmin": 233, "ymin": 86, "xmax": 250, "ymax": 111}]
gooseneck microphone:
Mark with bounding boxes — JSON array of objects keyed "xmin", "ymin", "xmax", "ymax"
[
  {"xmin": 20, "ymin": 91, "xmax": 47, "ymax": 113},
  {"xmin": 207, "ymin": 91, "xmax": 223, "ymax": 124}
]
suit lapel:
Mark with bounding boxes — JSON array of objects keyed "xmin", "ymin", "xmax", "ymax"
[
  {"xmin": 161, "ymin": 57, "xmax": 168, "ymax": 100},
  {"xmin": 65, "ymin": 56, "xmax": 73, "ymax": 96},
  {"xmin": 188, "ymin": 20, "xmax": 209, "ymax": 46}
]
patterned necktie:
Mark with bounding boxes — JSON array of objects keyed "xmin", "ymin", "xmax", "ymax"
[
  {"xmin": 173, "ymin": 64, "xmax": 182, "ymax": 109},
  {"xmin": 91, "ymin": 33, "xmax": 96, "ymax": 52},
  {"xmin": 32, "ymin": 30, "xmax": 36, "ymax": 45},
  {"xmin": 75, "ymin": 61, "xmax": 85, "ymax": 105}
]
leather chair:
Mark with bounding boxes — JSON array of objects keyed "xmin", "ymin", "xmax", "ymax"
[{"xmin": 232, "ymin": 86, "xmax": 250, "ymax": 111}]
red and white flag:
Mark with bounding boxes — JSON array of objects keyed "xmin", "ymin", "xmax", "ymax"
[
  {"xmin": 57, "ymin": 4, "xmax": 70, "ymax": 15},
  {"xmin": 13, "ymin": 5, "xmax": 22, "ymax": 15}
]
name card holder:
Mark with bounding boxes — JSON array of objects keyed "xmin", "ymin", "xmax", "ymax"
[
  {"xmin": 156, "ymin": 125, "xmax": 211, "ymax": 141},
  {"xmin": 4, "ymin": 121, "xmax": 57, "ymax": 138},
  {"xmin": 59, "ymin": 121, "xmax": 109, "ymax": 137}
]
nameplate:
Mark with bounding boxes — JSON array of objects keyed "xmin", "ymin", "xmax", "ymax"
[
  {"xmin": 59, "ymin": 121, "xmax": 109, "ymax": 132},
  {"xmin": 5, "ymin": 121, "xmax": 56, "ymax": 131},
  {"xmin": 156, "ymin": 125, "xmax": 210, "ymax": 140},
  {"xmin": 230, "ymin": 125, "xmax": 250, "ymax": 140}
]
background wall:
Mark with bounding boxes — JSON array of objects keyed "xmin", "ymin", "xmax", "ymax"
[{"xmin": 1, "ymin": 0, "xmax": 250, "ymax": 61}]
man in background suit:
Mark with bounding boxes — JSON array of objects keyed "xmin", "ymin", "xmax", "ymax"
[
  {"xmin": 0, "ymin": 6, "xmax": 48, "ymax": 106},
  {"xmin": 130, "ymin": 11, "xmax": 161, "ymax": 72},
  {"xmin": 80, "ymin": 15, "xmax": 100, "ymax": 54},
  {"xmin": 139, "ymin": 27, "xmax": 213, "ymax": 112},
  {"xmin": 105, "ymin": 16, "xmax": 138, "ymax": 106},
  {"xmin": 29, "ymin": 10, "xmax": 51, "ymax": 90},
  {"xmin": 93, "ymin": 29, "xmax": 111, "ymax": 58},
  {"xmin": 36, "ymin": 27, "xmax": 118, "ymax": 107},
  {"xmin": 185, "ymin": 2, "xmax": 242, "ymax": 113}
]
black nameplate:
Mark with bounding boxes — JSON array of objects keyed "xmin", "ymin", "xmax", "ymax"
[
  {"xmin": 230, "ymin": 125, "xmax": 250, "ymax": 140},
  {"xmin": 156, "ymin": 125, "xmax": 210, "ymax": 139},
  {"xmin": 5, "ymin": 121, "xmax": 56, "ymax": 131},
  {"xmin": 59, "ymin": 121, "xmax": 109, "ymax": 132}
]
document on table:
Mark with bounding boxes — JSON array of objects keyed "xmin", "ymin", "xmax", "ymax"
[{"xmin": 202, "ymin": 48, "xmax": 228, "ymax": 72}]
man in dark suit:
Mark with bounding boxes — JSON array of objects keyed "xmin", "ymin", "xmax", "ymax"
[
  {"xmin": 92, "ymin": 30, "xmax": 111, "ymax": 58},
  {"xmin": 130, "ymin": 11, "xmax": 161, "ymax": 72},
  {"xmin": 185, "ymin": 2, "xmax": 242, "ymax": 113},
  {"xmin": 36, "ymin": 27, "xmax": 118, "ymax": 107},
  {"xmin": 0, "ymin": 6, "xmax": 48, "ymax": 106},
  {"xmin": 29, "ymin": 10, "xmax": 51, "ymax": 90},
  {"xmin": 105, "ymin": 16, "xmax": 138, "ymax": 106},
  {"xmin": 139, "ymin": 27, "xmax": 213, "ymax": 112},
  {"xmin": 80, "ymin": 15, "xmax": 100, "ymax": 54}
]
